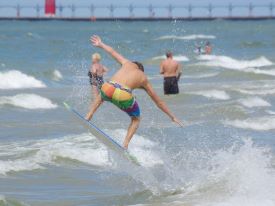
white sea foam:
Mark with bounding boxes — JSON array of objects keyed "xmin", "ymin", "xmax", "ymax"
[
  {"xmin": 174, "ymin": 55, "xmax": 190, "ymax": 62},
  {"xmin": 52, "ymin": 69, "xmax": 63, "ymax": 81},
  {"xmin": 266, "ymin": 110, "xmax": 275, "ymax": 115},
  {"xmin": 225, "ymin": 116, "xmax": 275, "ymax": 131},
  {"xmin": 0, "ymin": 134, "xmax": 110, "ymax": 175},
  {"xmin": 151, "ymin": 55, "xmax": 166, "ymax": 60},
  {"xmin": 0, "ymin": 159, "xmax": 44, "ymax": 175},
  {"xmin": 27, "ymin": 32, "xmax": 43, "ymax": 39},
  {"xmin": 0, "ymin": 70, "xmax": 46, "ymax": 89},
  {"xmin": 199, "ymin": 138, "xmax": 275, "ymax": 206},
  {"xmin": 0, "ymin": 130, "xmax": 163, "ymax": 175},
  {"xmin": 0, "ymin": 93, "xmax": 58, "ymax": 109},
  {"xmin": 111, "ymin": 129, "xmax": 163, "ymax": 167},
  {"xmin": 152, "ymin": 55, "xmax": 189, "ymax": 62},
  {"xmin": 185, "ymin": 72, "xmax": 219, "ymax": 79},
  {"xmin": 239, "ymin": 97, "xmax": 271, "ymax": 108},
  {"xmin": 190, "ymin": 90, "xmax": 230, "ymax": 100},
  {"xmin": 36, "ymin": 135, "xmax": 110, "ymax": 167},
  {"xmin": 196, "ymin": 55, "xmax": 273, "ymax": 71},
  {"xmin": 155, "ymin": 34, "xmax": 216, "ymax": 40},
  {"xmin": 237, "ymin": 88, "xmax": 275, "ymax": 96},
  {"xmin": 130, "ymin": 138, "xmax": 275, "ymax": 206},
  {"xmin": 244, "ymin": 68, "xmax": 275, "ymax": 76}
]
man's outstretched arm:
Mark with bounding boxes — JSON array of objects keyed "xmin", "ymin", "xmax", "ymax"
[
  {"xmin": 90, "ymin": 35, "xmax": 128, "ymax": 65},
  {"xmin": 143, "ymin": 81, "xmax": 184, "ymax": 127}
]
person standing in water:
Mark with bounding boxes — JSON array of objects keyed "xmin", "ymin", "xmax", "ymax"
[
  {"xmin": 160, "ymin": 51, "xmax": 182, "ymax": 95},
  {"xmin": 88, "ymin": 53, "xmax": 108, "ymax": 97},
  {"xmin": 204, "ymin": 41, "xmax": 212, "ymax": 55},
  {"xmin": 86, "ymin": 35, "xmax": 183, "ymax": 149}
]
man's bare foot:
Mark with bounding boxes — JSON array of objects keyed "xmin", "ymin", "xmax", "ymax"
[{"xmin": 123, "ymin": 143, "xmax": 128, "ymax": 150}]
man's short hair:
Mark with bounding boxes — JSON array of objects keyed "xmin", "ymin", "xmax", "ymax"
[
  {"xmin": 166, "ymin": 51, "xmax": 173, "ymax": 58},
  {"xmin": 132, "ymin": 61, "xmax": 144, "ymax": 72}
]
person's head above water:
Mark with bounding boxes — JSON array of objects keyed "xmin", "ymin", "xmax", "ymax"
[
  {"xmin": 206, "ymin": 41, "xmax": 211, "ymax": 46},
  {"xmin": 132, "ymin": 61, "xmax": 144, "ymax": 72},
  {"xmin": 92, "ymin": 53, "xmax": 101, "ymax": 62},
  {"xmin": 166, "ymin": 51, "xmax": 173, "ymax": 58}
]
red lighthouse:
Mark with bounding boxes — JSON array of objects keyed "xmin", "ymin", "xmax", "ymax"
[{"xmin": 45, "ymin": 0, "xmax": 56, "ymax": 16}]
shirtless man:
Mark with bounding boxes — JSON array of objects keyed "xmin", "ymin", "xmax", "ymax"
[
  {"xmin": 160, "ymin": 51, "xmax": 182, "ymax": 95},
  {"xmin": 88, "ymin": 53, "xmax": 108, "ymax": 96},
  {"xmin": 86, "ymin": 35, "xmax": 183, "ymax": 149}
]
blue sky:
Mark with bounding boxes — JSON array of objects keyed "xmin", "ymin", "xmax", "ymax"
[{"xmin": 1, "ymin": 0, "xmax": 275, "ymax": 17}]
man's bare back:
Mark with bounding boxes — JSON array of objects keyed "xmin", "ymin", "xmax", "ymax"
[
  {"xmin": 160, "ymin": 52, "xmax": 182, "ymax": 95},
  {"xmin": 160, "ymin": 58, "xmax": 180, "ymax": 77},
  {"xmin": 111, "ymin": 61, "xmax": 147, "ymax": 89}
]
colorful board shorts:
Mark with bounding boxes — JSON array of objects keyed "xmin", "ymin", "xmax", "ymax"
[{"xmin": 100, "ymin": 81, "xmax": 140, "ymax": 117}]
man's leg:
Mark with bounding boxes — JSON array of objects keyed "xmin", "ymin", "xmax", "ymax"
[
  {"xmin": 85, "ymin": 94, "xmax": 103, "ymax": 120},
  {"xmin": 123, "ymin": 117, "xmax": 140, "ymax": 149}
]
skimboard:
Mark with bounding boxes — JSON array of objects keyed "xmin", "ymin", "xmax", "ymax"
[{"xmin": 63, "ymin": 102, "xmax": 140, "ymax": 166}]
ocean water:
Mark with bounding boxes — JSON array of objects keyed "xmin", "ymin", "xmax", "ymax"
[{"xmin": 0, "ymin": 20, "xmax": 275, "ymax": 206}]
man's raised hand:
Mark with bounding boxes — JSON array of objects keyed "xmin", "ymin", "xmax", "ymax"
[{"xmin": 90, "ymin": 35, "xmax": 102, "ymax": 47}]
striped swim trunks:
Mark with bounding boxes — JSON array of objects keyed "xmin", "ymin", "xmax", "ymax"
[{"xmin": 100, "ymin": 81, "xmax": 140, "ymax": 117}]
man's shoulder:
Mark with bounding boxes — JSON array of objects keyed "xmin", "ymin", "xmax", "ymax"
[
  {"xmin": 172, "ymin": 60, "xmax": 180, "ymax": 67},
  {"xmin": 161, "ymin": 59, "xmax": 169, "ymax": 64}
]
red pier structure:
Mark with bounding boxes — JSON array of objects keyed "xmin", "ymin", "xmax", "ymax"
[{"xmin": 45, "ymin": 0, "xmax": 56, "ymax": 16}]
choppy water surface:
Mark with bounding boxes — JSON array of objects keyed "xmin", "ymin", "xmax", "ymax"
[{"xmin": 0, "ymin": 20, "xmax": 275, "ymax": 206}]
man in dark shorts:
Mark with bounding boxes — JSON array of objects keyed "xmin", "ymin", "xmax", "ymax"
[
  {"xmin": 163, "ymin": 76, "xmax": 179, "ymax": 94},
  {"xmin": 160, "ymin": 51, "xmax": 182, "ymax": 95},
  {"xmin": 85, "ymin": 35, "xmax": 183, "ymax": 149}
]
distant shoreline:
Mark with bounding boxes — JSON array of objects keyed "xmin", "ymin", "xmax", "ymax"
[{"xmin": 0, "ymin": 16, "xmax": 275, "ymax": 21}]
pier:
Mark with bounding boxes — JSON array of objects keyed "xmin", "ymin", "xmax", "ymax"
[{"xmin": 0, "ymin": 2, "xmax": 274, "ymax": 21}]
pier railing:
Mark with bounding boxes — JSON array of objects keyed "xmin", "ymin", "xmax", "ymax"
[{"xmin": 0, "ymin": 3, "xmax": 274, "ymax": 20}]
